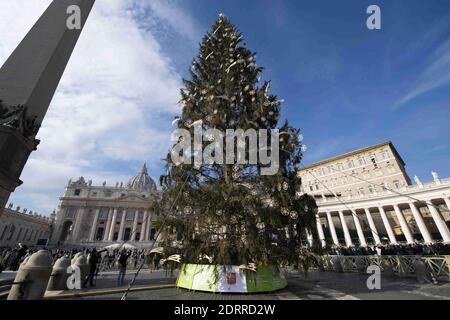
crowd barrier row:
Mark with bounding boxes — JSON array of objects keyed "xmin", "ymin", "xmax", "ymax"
[
  {"xmin": 318, "ymin": 255, "xmax": 450, "ymax": 282},
  {"xmin": 5, "ymin": 251, "xmax": 450, "ymax": 300}
]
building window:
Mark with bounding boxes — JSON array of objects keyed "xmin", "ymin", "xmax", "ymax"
[
  {"xmin": 368, "ymin": 186, "xmax": 374, "ymax": 194},
  {"xmin": 328, "ymin": 166, "xmax": 333, "ymax": 174},
  {"xmin": 126, "ymin": 209, "xmax": 134, "ymax": 221},
  {"xmin": 74, "ymin": 189, "xmax": 81, "ymax": 196},
  {"xmin": 95, "ymin": 228, "xmax": 105, "ymax": 241},
  {"xmin": 379, "ymin": 150, "xmax": 388, "ymax": 160},
  {"xmin": 91, "ymin": 192, "xmax": 98, "ymax": 197},
  {"xmin": 309, "ymin": 186, "xmax": 313, "ymax": 192},
  {"xmin": 150, "ymin": 228, "xmax": 156, "ymax": 241},
  {"xmin": 347, "ymin": 159, "xmax": 354, "ymax": 168},
  {"xmin": 337, "ymin": 163, "xmax": 344, "ymax": 171},
  {"xmin": 358, "ymin": 188, "xmax": 365, "ymax": 196},
  {"xmin": 65, "ymin": 207, "xmax": 76, "ymax": 219},
  {"xmin": 371, "ymin": 157, "xmax": 378, "ymax": 169},
  {"xmin": 124, "ymin": 228, "xmax": 131, "ymax": 241},
  {"xmin": 105, "ymin": 190, "xmax": 113, "ymax": 197},
  {"xmin": 393, "ymin": 180, "xmax": 402, "ymax": 189},
  {"xmin": 99, "ymin": 208, "xmax": 109, "ymax": 220},
  {"xmin": 358, "ymin": 158, "xmax": 366, "ymax": 166}
]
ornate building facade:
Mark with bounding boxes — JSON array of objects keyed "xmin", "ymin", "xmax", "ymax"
[
  {"xmin": 0, "ymin": 204, "xmax": 53, "ymax": 247},
  {"xmin": 51, "ymin": 164, "xmax": 160, "ymax": 248},
  {"xmin": 298, "ymin": 142, "xmax": 450, "ymax": 246}
]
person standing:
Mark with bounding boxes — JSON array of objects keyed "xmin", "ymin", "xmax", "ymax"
[
  {"xmin": 117, "ymin": 250, "xmax": 130, "ymax": 286},
  {"xmin": 11, "ymin": 244, "xmax": 27, "ymax": 271},
  {"xmin": 83, "ymin": 248, "xmax": 102, "ymax": 288}
]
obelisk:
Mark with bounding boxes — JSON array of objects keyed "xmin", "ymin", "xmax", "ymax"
[{"xmin": 0, "ymin": 0, "xmax": 95, "ymax": 215}]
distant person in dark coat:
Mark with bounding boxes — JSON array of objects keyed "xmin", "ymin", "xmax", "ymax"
[
  {"xmin": 117, "ymin": 250, "xmax": 130, "ymax": 286},
  {"xmin": 83, "ymin": 248, "xmax": 106, "ymax": 288},
  {"xmin": 11, "ymin": 244, "xmax": 27, "ymax": 271}
]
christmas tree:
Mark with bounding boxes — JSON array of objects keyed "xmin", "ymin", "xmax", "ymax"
[{"xmin": 152, "ymin": 14, "xmax": 318, "ymax": 269}]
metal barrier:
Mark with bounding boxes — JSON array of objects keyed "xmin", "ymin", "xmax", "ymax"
[
  {"xmin": 319, "ymin": 255, "xmax": 450, "ymax": 282},
  {"xmin": 0, "ymin": 279, "xmax": 14, "ymax": 300}
]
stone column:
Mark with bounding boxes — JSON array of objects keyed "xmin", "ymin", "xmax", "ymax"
[
  {"xmin": 108, "ymin": 208, "xmax": 118, "ymax": 241},
  {"xmin": 338, "ymin": 211, "xmax": 353, "ymax": 247},
  {"xmin": 71, "ymin": 207, "xmax": 85, "ymax": 242},
  {"xmin": 316, "ymin": 213, "xmax": 326, "ymax": 247},
  {"xmin": 140, "ymin": 210, "xmax": 148, "ymax": 242},
  {"xmin": 408, "ymin": 202, "xmax": 432, "ymax": 244},
  {"xmin": 378, "ymin": 206, "xmax": 397, "ymax": 244},
  {"xmin": 427, "ymin": 203, "xmax": 450, "ymax": 243},
  {"xmin": 326, "ymin": 211, "xmax": 339, "ymax": 246},
  {"xmin": 364, "ymin": 208, "xmax": 381, "ymax": 244},
  {"xmin": 393, "ymin": 204, "xmax": 414, "ymax": 244},
  {"xmin": 131, "ymin": 209, "xmax": 139, "ymax": 242},
  {"xmin": 89, "ymin": 208, "xmax": 100, "ymax": 241},
  {"xmin": 306, "ymin": 230, "xmax": 313, "ymax": 246},
  {"xmin": 146, "ymin": 212, "xmax": 153, "ymax": 241},
  {"xmin": 351, "ymin": 210, "xmax": 367, "ymax": 247},
  {"xmin": 118, "ymin": 209, "xmax": 126, "ymax": 241},
  {"xmin": 443, "ymin": 197, "xmax": 450, "ymax": 214},
  {"xmin": 0, "ymin": 0, "xmax": 95, "ymax": 216},
  {"xmin": 103, "ymin": 208, "xmax": 112, "ymax": 241}
]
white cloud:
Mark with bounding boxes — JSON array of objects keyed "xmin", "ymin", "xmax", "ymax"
[
  {"xmin": 129, "ymin": 0, "xmax": 200, "ymax": 41},
  {"xmin": 394, "ymin": 35, "xmax": 450, "ymax": 109},
  {"xmin": 0, "ymin": 0, "xmax": 196, "ymax": 213}
]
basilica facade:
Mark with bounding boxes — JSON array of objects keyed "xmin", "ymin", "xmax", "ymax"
[{"xmin": 50, "ymin": 164, "xmax": 160, "ymax": 248}]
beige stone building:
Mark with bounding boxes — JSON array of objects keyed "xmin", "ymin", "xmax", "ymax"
[
  {"xmin": 298, "ymin": 141, "xmax": 450, "ymax": 246},
  {"xmin": 298, "ymin": 141, "xmax": 411, "ymax": 199},
  {"xmin": 0, "ymin": 205, "xmax": 53, "ymax": 247},
  {"xmin": 50, "ymin": 164, "xmax": 161, "ymax": 248}
]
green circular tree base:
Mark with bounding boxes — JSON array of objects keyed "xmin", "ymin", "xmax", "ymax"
[{"xmin": 176, "ymin": 264, "xmax": 287, "ymax": 293}]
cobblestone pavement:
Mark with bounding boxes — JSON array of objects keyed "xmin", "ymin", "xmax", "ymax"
[{"xmin": 60, "ymin": 270, "xmax": 450, "ymax": 300}]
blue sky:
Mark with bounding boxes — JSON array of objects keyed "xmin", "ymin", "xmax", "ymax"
[
  {"xmin": 1, "ymin": 0, "xmax": 450, "ymax": 214},
  {"xmin": 167, "ymin": 0, "xmax": 450, "ymax": 177}
]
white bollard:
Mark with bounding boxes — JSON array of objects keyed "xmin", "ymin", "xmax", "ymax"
[
  {"xmin": 7, "ymin": 250, "xmax": 53, "ymax": 300},
  {"xmin": 47, "ymin": 256, "xmax": 71, "ymax": 291}
]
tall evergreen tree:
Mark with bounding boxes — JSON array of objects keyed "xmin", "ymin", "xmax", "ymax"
[{"xmin": 152, "ymin": 14, "xmax": 317, "ymax": 267}]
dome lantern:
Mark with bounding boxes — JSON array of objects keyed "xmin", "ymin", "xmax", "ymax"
[{"xmin": 127, "ymin": 163, "xmax": 156, "ymax": 192}]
